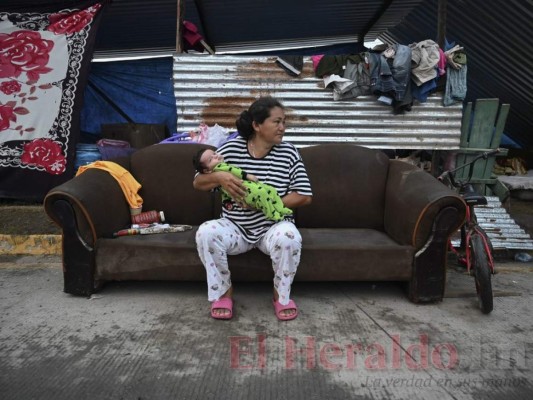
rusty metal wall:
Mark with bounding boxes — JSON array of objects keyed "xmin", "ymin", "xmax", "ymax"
[{"xmin": 173, "ymin": 54, "xmax": 463, "ymax": 149}]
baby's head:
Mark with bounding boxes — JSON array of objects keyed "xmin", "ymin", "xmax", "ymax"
[{"xmin": 193, "ymin": 148, "xmax": 224, "ymax": 173}]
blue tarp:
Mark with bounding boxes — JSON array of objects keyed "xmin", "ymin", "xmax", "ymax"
[{"xmin": 80, "ymin": 57, "xmax": 177, "ymax": 143}]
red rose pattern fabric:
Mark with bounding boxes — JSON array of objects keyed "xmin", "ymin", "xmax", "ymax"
[
  {"xmin": 48, "ymin": 5, "xmax": 102, "ymax": 36},
  {"xmin": 20, "ymin": 138, "xmax": 66, "ymax": 175},
  {"xmin": 0, "ymin": 30, "xmax": 54, "ymax": 84},
  {"xmin": 0, "ymin": 3, "xmax": 104, "ymax": 177}
]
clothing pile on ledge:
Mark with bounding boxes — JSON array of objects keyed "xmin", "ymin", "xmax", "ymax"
[{"xmin": 276, "ymin": 39, "xmax": 467, "ymax": 114}]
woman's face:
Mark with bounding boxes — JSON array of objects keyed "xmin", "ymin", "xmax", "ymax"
[{"xmin": 253, "ymin": 106, "xmax": 286, "ymax": 145}]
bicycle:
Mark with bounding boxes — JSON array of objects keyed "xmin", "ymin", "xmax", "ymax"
[{"xmin": 437, "ymin": 148, "xmax": 501, "ymax": 314}]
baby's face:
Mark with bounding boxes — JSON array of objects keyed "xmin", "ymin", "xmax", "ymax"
[{"xmin": 200, "ymin": 149, "xmax": 224, "ymax": 172}]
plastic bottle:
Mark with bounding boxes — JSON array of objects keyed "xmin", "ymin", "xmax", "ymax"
[{"xmin": 131, "ymin": 210, "xmax": 165, "ymax": 225}]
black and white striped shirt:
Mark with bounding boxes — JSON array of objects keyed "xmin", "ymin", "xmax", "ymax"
[{"xmin": 216, "ymin": 136, "xmax": 312, "ymax": 242}]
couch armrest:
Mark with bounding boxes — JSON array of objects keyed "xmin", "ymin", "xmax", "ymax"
[
  {"xmin": 44, "ymin": 168, "xmax": 131, "ymax": 246},
  {"xmin": 384, "ymin": 160, "xmax": 466, "ymax": 249}
]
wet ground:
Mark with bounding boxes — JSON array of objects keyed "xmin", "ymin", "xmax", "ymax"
[{"xmin": 0, "ymin": 254, "xmax": 532, "ymax": 400}]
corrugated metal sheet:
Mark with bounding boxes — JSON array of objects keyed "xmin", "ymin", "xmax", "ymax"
[
  {"xmin": 375, "ymin": 0, "xmax": 533, "ymax": 148},
  {"xmin": 173, "ymin": 54, "xmax": 463, "ymax": 149},
  {"xmin": 365, "ymin": 0, "xmax": 427, "ymax": 41},
  {"xmin": 451, "ymin": 197, "xmax": 533, "ymax": 251},
  {"xmin": 191, "ymin": 0, "xmax": 382, "ymax": 53}
]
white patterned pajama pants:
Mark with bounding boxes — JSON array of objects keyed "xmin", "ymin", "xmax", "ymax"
[{"xmin": 195, "ymin": 218, "xmax": 302, "ymax": 306}]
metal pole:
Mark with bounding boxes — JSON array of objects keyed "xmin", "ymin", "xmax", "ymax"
[{"xmin": 176, "ymin": 0, "xmax": 185, "ymax": 53}]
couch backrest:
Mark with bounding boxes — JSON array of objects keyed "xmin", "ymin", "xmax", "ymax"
[
  {"xmin": 130, "ymin": 143, "xmax": 215, "ymax": 225},
  {"xmin": 296, "ymin": 144, "xmax": 390, "ymax": 229}
]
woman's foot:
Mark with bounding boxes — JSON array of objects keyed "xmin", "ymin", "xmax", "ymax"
[
  {"xmin": 211, "ymin": 287, "xmax": 233, "ymax": 319},
  {"xmin": 273, "ymin": 288, "xmax": 297, "ymax": 320}
]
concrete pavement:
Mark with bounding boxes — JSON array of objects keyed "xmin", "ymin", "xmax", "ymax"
[{"xmin": 1, "ymin": 254, "xmax": 532, "ymax": 399}]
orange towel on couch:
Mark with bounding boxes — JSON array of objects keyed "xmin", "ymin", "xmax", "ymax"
[{"xmin": 76, "ymin": 161, "xmax": 142, "ymax": 208}]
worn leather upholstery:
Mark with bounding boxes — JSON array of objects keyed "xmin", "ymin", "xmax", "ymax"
[{"xmin": 44, "ymin": 142, "xmax": 466, "ymax": 302}]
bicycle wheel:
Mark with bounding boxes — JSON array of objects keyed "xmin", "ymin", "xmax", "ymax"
[
  {"xmin": 470, "ymin": 234, "xmax": 493, "ymax": 314},
  {"xmin": 475, "ymin": 225, "xmax": 495, "ymax": 257}
]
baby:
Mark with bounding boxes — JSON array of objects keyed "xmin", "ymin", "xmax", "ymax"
[{"xmin": 193, "ymin": 148, "xmax": 293, "ymax": 222}]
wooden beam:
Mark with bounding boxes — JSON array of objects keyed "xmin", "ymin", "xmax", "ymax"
[{"xmin": 176, "ymin": 0, "xmax": 185, "ymax": 53}]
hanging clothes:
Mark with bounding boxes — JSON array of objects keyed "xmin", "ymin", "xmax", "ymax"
[
  {"xmin": 368, "ymin": 44, "xmax": 413, "ymax": 113},
  {"xmin": 368, "ymin": 44, "xmax": 412, "ymax": 102},
  {"xmin": 315, "ymin": 54, "xmax": 364, "ymax": 78},
  {"xmin": 409, "ymin": 39, "xmax": 440, "ymax": 86},
  {"xmin": 331, "ymin": 60, "xmax": 371, "ymax": 100},
  {"xmin": 444, "ymin": 64, "xmax": 467, "ymax": 106},
  {"xmin": 443, "ymin": 45, "xmax": 468, "ymax": 106},
  {"xmin": 276, "ymin": 55, "xmax": 304, "ymax": 76}
]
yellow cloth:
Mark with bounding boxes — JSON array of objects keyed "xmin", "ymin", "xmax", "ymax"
[{"xmin": 76, "ymin": 161, "xmax": 143, "ymax": 208}]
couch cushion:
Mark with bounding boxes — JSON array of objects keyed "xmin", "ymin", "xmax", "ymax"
[
  {"xmin": 95, "ymin": 229, "xmax": 204, "ymax": 281},
  {"xmin": 95, "ymin": 228, "xmax": 413, "ymax": 282},
  {"xmin": 297, "ymin": 144, "xmax": 390, "ymax": 229},
  {"xmin": 297, "ymin": 228, "xmax": 413, "ymax": 280},
  {"xmin": 130, "ymin": 143, "xmax": 216, "ymax": 225}
]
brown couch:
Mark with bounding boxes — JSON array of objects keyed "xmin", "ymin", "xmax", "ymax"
[{"xmin": 44, "ymin": 143, "xmax": 466, "ymax": 302}]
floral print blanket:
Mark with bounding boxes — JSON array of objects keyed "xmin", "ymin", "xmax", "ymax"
[{"xmin": 0, "ymin": 1, "xmax": 108, "ymax": 200}]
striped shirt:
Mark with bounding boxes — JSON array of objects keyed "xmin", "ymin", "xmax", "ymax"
[{"xmin": 216, "ymin": 137, "xmax": 312, "ymax": 242}]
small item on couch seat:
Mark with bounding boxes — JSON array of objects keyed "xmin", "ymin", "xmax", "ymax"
[
  {"xmin": 130, "ymin": 206, "xmax": 142, "ymax": 216},
  {"xmin": 131, "ymin": 210, "xmax": 165, "ymax": 224},
  {"xmin": 131, "ymin": 224, "xmax": 150, "ymax": 229},
  {"xmin": 113, "ymin": 224, "xmax": 192, "ymax": 237},
  {"xmin": 114, "ymin": 228, "xmax": 140, "ymax": 237}
]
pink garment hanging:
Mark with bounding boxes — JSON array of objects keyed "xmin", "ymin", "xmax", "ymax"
[
  {"xmin": 438, "ymin": 48, "xmax": 447, "ymax": 76},
  {"xmin": 311, "ymin": 55, "xmax": 325, "ymax": 71}
]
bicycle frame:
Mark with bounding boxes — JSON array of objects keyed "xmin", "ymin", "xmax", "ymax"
[{"xmin": 439, "ymin": 149, "xmax": 501, "ymax": 274}]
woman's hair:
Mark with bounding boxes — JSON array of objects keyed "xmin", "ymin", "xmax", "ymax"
[{"xmin": 235, "ymin": 96, "xmax": 284, "ymax": 139}]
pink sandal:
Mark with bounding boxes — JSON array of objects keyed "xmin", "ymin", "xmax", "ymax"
[
  {"xmin": 272, "ymin": 298, "xmax": 298, "ymax": 321},
  {"xmin": 210, "ymin": 297, "xmax": 233, "ymax": 320}
]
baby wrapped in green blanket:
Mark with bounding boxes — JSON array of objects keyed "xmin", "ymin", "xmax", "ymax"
[{"xmin": 193, "ymin": 148, "xmax": 292, "ymax": 221}]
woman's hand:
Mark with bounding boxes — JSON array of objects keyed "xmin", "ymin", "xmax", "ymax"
[
  {"xmin": 281, "ymin": 192, "xmax": 312, "ymax": 209},
  {"xmin": 219, "ymin": 172, "xmax": 248, "ymax": 203},
  {"xmin": 194, "ymin": 171, "xmax": 246, "ymax": 199},
  {"xmin": 246, "ymin": 173, "xmax": 258, "ymax": 182}
]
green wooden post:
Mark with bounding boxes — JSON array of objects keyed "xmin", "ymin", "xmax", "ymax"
[{"xmin": 456, "ymin": 99, "xmax": 510, "ymax": 198}]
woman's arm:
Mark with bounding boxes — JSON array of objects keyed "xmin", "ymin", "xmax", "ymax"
[
  {"xmin": 193, "ymin": 171, "xmax": 247, "ymax": 199},
  {"xmin": 282, "ymin": 192, "xmax": 312, "ymax": 209}
]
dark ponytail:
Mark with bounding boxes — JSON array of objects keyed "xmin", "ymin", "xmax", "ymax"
[
  {"xmin": 235, "ymin": 110, "xmax": 254, "ymax": 139},
  {"xmin": 235, "ymin": 96, "xmax": 284, "ymax": 140}
]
